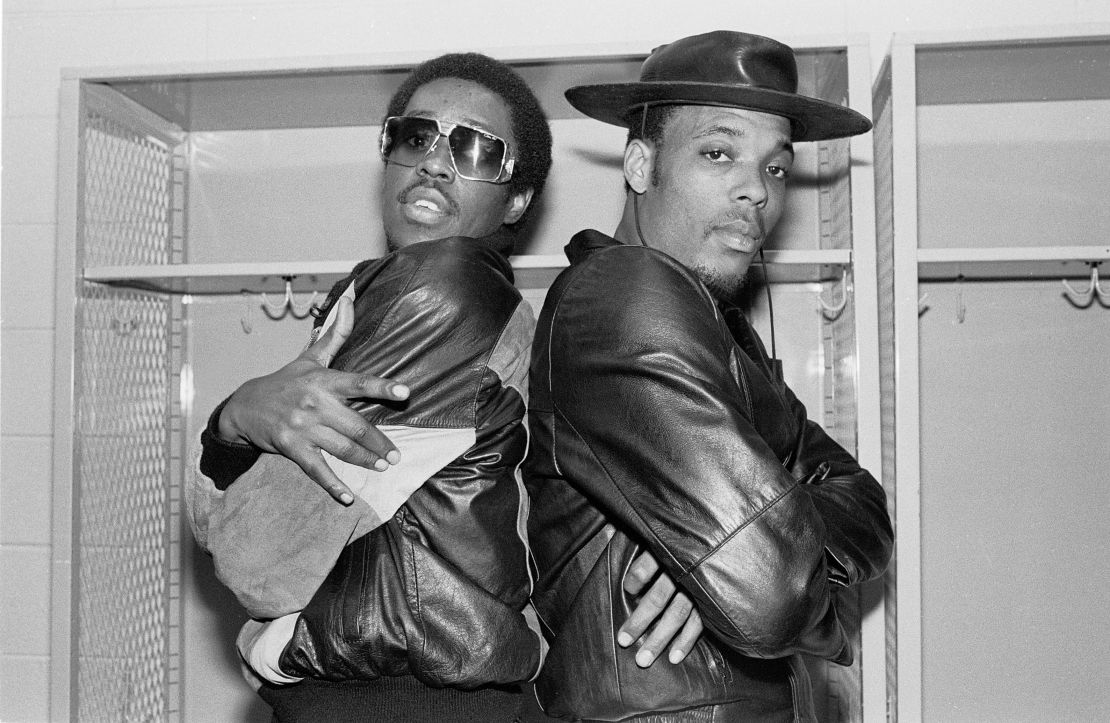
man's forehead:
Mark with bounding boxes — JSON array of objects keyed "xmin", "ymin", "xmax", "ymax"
[
  {"xmin": 403, "ymin": 78, "xmax": 511, "ymax": 136},
  {"xmin": 402, "ymin": 108, "xmax": 489, "ymax": 130},
  {"xmin": 669, "ymin": 104, "xmax": 792, "ymax": 139}
]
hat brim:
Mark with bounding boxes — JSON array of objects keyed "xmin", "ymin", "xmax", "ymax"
[{"xmin": 565, "ymin": 82, "xmax": 871, "ymax": 142}]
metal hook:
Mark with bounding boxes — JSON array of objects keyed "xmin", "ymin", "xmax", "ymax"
[
  {"xmin": 1096, "ymin": 266, "xmax": 1110, "ymax": 303},
  {"xmin": 111, "ymin": 315, "xmax": 139, "ymax": 336},
  {"xmin": 1061, "ymin": 263, "xmax": 1102, "ymax": 307},
  {"xmin": 818, "ymin": 268, "xmax": 850, "ymax": 318},
  {"xmin": 260, "ymin": 277, "xmax": 295, "ymax": 318},
  {"xmin": 110, "ymin": 298, "xmax": 139, "ymax": 336},
  {"xmin": 260, "ymin": 277, "xmax": 320, "ymax": 320},
  {"xmin": 290, "ymin": 289, "xmax": 320, "ymax": 319},
  {"xmin": 918, "ymin": 292, "xmax": 930, "ymax": 317},
  {"xmin": 240, "ymin": 292, "xmax": 254, "ymax": 333}
]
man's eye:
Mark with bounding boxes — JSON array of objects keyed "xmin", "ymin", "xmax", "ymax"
[
  {"xmin": 405, "ymin": 133, "xmax": 433, "ymax": 149},
  {"xmin": 703, "ymin": 149, "xmax": 731, "ymax": 162},
  {"xmin": 767, "ymin": 164, "xmax": 790, "ymax": 180}
]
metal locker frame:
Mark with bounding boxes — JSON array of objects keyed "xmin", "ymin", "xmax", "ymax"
[
  {"xmin": 54, "ymin": 82, "xmax": 189, "ymax": 721},
  {"xmin": 874, "ymin": 23, "xmax": 1110, "ymax": 723},
  {"xmin": 53, "ymin": 35, "xmax": 883, "ymax": 721}
]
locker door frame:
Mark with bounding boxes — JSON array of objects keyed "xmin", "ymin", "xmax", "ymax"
[
  {"xmin": 53, "ymin": 36, "xmax": 883, "ymax": 721},
  {"xmin": 883, "ymin": 23, "xmax": 1110, "ymax": 723}
]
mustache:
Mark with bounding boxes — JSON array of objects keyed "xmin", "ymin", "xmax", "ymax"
[{"xmin": 397, "ymin": 179, "xmax": 459, "ymax": 215}]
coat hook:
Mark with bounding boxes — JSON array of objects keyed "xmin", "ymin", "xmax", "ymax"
[
  {"xmin": 260, "ymin": 277, "xmax": 295, "ymax": 319},
  {"xmin": 818, "ymin": 268, "xmax": 850, "ymax": 318},
  {"xmin": 1092, "ymin": 265, "xmax": 1109, "ymax": 303},
  {"xmin": 918, "ymin": 292, "xmax": 930, "ymax": 317},
  {"xmin": 240, "ymin": 292, "xmax": 254, "ymax": 333},
  {"xmin": 260, "ymin": 276, "xmax": 320, "ymax": 320},
  {"xmin": 111, "ymin": 315, "xmax": 139, "ymax": 336},
  {"xmin": 290, "ymin": 289, "xmax": 320, "ymax": 318},
  {"xmin": 1062, "ymin": 263, "xmax": 1101, "ymax": 307},
  {"xmin": 111, "ymin": 298, "xmax": 139, "ymax": 336}
]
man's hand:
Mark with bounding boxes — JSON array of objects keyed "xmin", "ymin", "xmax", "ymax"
[
  {"xmin": 618, "ymin": 546, "xmax": 704, "ymax": 667},
  {"xmin": 217, "ymin": 296, "xmax": 410, "ymax": 504}
]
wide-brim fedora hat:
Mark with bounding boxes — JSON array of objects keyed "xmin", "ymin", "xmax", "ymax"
[{"xmin": 565, "ymin": 30, "xmax": 871, "ymax": 142}]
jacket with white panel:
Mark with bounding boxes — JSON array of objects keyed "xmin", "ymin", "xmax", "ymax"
[{"xmin": 186, "ymin": 233, "xmax": 541, "ymax": 690}]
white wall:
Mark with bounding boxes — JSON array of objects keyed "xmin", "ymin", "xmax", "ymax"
[{"xmin": 4, "ymin": 1, "xmax": 1110, "ymax": 720}]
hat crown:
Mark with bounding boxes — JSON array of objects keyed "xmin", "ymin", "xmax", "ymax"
[{"xmin": 640, "ymin": 31, "xmax": 799, "ymax": 94}]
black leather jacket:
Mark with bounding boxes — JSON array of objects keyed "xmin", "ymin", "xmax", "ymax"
[
  {"xmin": 190, "ymin": 235, "xmax": 541, "ymax": 690},
  {"xmin": 524, "ymin": 230, "xmax": 893, "ymax": 721}
]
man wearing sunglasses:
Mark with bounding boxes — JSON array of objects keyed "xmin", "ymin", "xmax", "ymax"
[{"xmin": 187, "ymin": 53, "xmax": 697, "ymax": 722}]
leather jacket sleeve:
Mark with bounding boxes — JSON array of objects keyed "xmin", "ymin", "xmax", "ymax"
[
  {"xmin": 533, "ymin": 244, "xmax": 892, "ymax": 661},
  {"xmin": 721, "ymin": 303, "xmax": 892, "ymax": 590}
]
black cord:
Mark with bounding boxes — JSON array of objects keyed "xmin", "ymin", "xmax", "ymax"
[
  {"xmin": 633, "ymin": 104, "xmax": 652, "ymax": 249},
  {"xmin": 633, "ymin": 193, "xmax": 649, "ymax": 247},
  {"xmin": 759, "ymin": 247, "xmax": 777, "ymax": 361}
]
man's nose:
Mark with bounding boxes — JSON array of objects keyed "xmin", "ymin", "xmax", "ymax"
[
  {"xmin": 732, "ymin": 169, "xmax": 768, "ymax": 208},
  {"xmin": 416, "ymin": 135, "xmax": 455, "ymax": 180}
]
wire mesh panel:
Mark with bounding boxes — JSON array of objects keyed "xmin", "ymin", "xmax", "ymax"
[{"xmin": 72, "ymin": 86, "xmax": 185, "ymax": 722}]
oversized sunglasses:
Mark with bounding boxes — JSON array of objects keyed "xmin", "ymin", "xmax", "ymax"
[{"xmin": 379, "ymin": 115, "xmax": 515, "ymax": 183}]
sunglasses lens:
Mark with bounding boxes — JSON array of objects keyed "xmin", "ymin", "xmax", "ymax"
[
  {"xmin": 447, "ymin": 126, "xmax": 506, "ymax": 181},
  {"xmin": 382, "ymin": 117, "xmax": 440, "ymax": 167},
  {"xmin": 382, "ymin": 116, "xmax": 508, "ymax": 182}
]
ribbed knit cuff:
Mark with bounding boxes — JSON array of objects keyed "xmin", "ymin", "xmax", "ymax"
[{"xmin": 198, "ymin": 397, "xmax": 262, "ymax": 490}]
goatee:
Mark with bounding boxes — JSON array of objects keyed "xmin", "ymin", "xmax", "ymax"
[{"xmin": 694, "ymin": 262, "xmax": 749, "ymax": 304}]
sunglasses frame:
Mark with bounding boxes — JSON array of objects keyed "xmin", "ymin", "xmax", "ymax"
[{"xmin": 379, "ymin": 115, "xmax": 515, "ymax": 184}]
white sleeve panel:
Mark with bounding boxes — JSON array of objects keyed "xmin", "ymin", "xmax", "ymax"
[{"xmin": 323, "ymin": 424, "xmax": 476, "ymax": 524}]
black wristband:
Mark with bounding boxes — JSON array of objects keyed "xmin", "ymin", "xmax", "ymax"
[{"xmin": 198, "ymin": 397, "xmax": 262, "ymax": 490}]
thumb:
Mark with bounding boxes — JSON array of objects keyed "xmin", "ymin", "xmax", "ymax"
[{"xmin": 306, "ymin": 296, "xmax": 354, "ymax": 368}]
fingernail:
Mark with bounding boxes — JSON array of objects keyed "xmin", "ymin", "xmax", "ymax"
[
  {"xmin": 668, "ymin": 649, "xmax": 684, "ymax": 664},
  {"xmin": 616, "ymin": 632, "xmax": 632, "ymax": 647},
  {"xmin": 373, "ymin": 458, "xmax": 388, "ymax": 471},
  {"xmin": 392, "ymin": 384, "xmax": 409, "ymax": 399},
  {"xmin": 635, "ymin": 649, "xmax": 654, "ymax": 667},
  {"xmin": 339, "ymin": 493, "xmax": 354, "ymax": 505},
  {"xmin": 386, "ymin": 450, "xmax": 401, "ymax": 465}
]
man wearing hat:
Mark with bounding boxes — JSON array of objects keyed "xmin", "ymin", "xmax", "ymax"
[{"xmin": 523, "ymin": 31, "xmax": 894, "ymax": 721}]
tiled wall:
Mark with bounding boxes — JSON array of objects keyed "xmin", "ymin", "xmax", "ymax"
[{"xmin": 3, "ymin": 1, "xmax": 1108, "ymax": 720}]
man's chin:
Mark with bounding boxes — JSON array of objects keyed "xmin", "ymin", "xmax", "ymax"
[
  {"xmin": 385, "ymin": 225, "xmax": 451, "ymax": 252},
  {"xmin": 695, "ymin": 264, "xmax": 749, "ymax": 303}
]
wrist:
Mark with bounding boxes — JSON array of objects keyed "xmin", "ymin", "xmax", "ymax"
[
  {"xmin": 200, "ymin": 398, "xmax": 262, "ymax": 490},
  {"xmin": 215, "ymin": 395, "xmax": 249, "ymax": 445}
]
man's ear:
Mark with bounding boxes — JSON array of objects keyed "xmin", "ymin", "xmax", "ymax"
[
  {"xmin": 502, "ymin": 186, "xmax": 534, "ymax": 225},
  {"xmin": 623, "ymin": 139, "xmax": 654, "ymax": 195}
]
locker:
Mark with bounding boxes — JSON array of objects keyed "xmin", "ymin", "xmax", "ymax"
[{"xmin": 54, "ymin": 38, "xmax": 881, "ymax": 720}]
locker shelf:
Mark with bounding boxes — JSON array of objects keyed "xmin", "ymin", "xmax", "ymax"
[
  {"xmin": 916, "ymin": 245, "xmax": 1110, "ymax": 280},
  {"xmin": 83, "ymin": 250, "xmax": 855, "ymax": 294}
]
